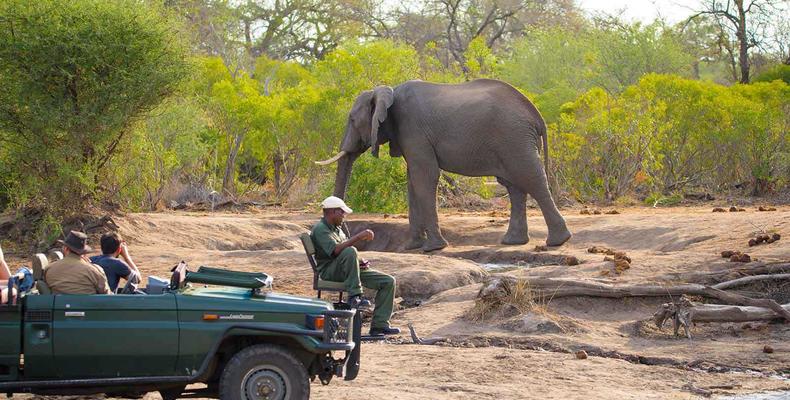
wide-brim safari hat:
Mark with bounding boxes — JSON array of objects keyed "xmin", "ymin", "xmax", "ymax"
[{"xmin": 57, "ymin": 230, "xmax": 92, "ymax": 255}]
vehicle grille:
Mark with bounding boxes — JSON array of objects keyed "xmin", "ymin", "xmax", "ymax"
[
  {"xmin": 323, "ymin": 310, "xmax": 353, "ymax": 344},
  {"xmin": 25, "ymin": 310, "xmax": 52, "ymax": 322}
]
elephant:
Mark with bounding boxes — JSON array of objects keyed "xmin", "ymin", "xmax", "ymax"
[{"xmin": 316, "ymin": 79, "xmax": 572, "ymax": 252}]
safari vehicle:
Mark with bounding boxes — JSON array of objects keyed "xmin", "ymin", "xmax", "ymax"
[{"xmin": 0, "ymin": 255, "xmax": 361, "ymax": 400}]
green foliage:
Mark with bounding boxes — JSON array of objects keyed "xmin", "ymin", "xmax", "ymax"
[
  {"xmin": 500, "ymin": 23, "xmax": 693, "ymax": 123},
  {"xmin": 0, "ymin": 0, "xmax": 188, "ymax": 213},
  {"xmin": 550, "ymin": 74, "xmax": 790, "ymax": 200},
  {"xmin": 330, "ymin": 150, "xmax": 408, "ymax": 214},
  {"xmin": 754, "ymin": 64, "xmax": 790, "ymax": 85}
]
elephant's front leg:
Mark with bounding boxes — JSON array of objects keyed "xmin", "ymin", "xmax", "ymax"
[
  {"xmin": 497, "ymin": 177, "xmax": 529, "ymax": 245},
  {"xmin": 404, "ymin": 173, "xmax": 426, "ymax": 250},
  {"xmin": 408, "ymin": 164, "xmax": 448, "ymax": 252}
]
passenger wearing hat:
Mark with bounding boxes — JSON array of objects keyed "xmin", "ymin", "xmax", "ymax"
[
  {"xmin": 310, "ymin": 196, "xmax": 400, "ymax": 336},
  {"xmin": 44, "ymin": 230, "xmax": 111, "ymax": 295}
]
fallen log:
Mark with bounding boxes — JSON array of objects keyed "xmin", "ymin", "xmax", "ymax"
[
  {"xmin": 481, "ymin": 275, "xmax": 790, "ymax": 322},
  {"xmin": 711, "ymin": 273, "xmax": 790, "ymax": 290},
  {"xmin": 663, "ymin": 262, "xmax": 790, "ymax": 284},
  {"xmin": 687, "ymin": 303, "xmax": 790, "ymax": 323}
]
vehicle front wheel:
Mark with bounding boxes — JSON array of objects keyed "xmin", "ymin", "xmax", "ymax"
[{"xmin": 219, "ymin": 344, "xmax": 310, "ymax": 400}]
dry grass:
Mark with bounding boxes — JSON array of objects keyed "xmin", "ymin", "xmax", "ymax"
[{"xmin": 465, "ymin": 278, "xmax": 543, "ymax": 322}]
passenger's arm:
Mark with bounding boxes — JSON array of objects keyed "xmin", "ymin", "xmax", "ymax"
[
  {"xmin": 332, "ymin": 229, "xmax": 374, "ymax": 256},
  {"xmin": 119, "ymin": 243, "xmax": 141, "ymax": 276},
  {"xmin": 0, "ymin": 244, "xmax": 11, "ymax": 281}
]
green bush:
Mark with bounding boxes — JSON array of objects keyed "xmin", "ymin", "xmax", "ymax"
[
  {"xmin": 0, "ymin": 0, "xmax": 188, "ymax": 213},
  {"xmin": 323, "ymin": 149, "xmax": 408, "ymax": 214}
]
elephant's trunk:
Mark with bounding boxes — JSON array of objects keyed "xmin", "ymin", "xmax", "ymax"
[{"xmin": 333, "ymin": 153, "xmax": 358, "ymax": 199}]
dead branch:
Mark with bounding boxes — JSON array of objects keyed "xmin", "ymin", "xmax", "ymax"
[{"xmin": 481, "ymin": 275, "xmax": 790, "ymax": 322}]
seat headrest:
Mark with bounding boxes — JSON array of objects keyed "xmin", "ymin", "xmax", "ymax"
[{"xmin": 31, "ymin": 253, "xmax": 49, "ymax": 281}]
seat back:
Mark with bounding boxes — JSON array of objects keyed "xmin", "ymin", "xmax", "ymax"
[
  {"xmin": 31, "ymin": 254, "xmax": 48, "ymax": 281},
  {"xmin": 298, "ymin": 233, "xmax": 319, "ymax": 272},
  {"xmin": 31, "ymin": 253, "xmax": 52, "ymax": 295},
  {"xmin": 298, "ymin": 233, "xmax": 320, "ymax": 291}
]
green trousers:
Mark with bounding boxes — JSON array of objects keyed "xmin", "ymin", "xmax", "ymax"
[{"xmin": 319, "ymin": 247, "xmax": 396, "ymax": 329}]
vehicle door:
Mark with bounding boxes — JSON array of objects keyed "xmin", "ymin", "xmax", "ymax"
[
  {"xmin": 0, "ymin": 298, "xmax": 22, "ymax": 381},
  {"xmin": 52, "ymin": 293, "xmax": 179, "ymax": 378}
]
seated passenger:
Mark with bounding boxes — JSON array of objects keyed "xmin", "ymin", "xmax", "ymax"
[
  {"xmin": 310, "ymin": 196, "xmax": 400, "ymax": 336},
  {"xmin": 90, "ymin": 232, "xmax": 141, "ymax": 293},
  {"xmin": 44, "ymin": 231, "xmax": 111, "ymax": 294}
]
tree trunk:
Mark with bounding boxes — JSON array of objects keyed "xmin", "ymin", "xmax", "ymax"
[
  {"xmin": 222, "ymin": 132, "xmax": 244, "ymax": 196},
  {"xmin": 736, "ymin": 0, "xmax": 750, "ymax": 83}
]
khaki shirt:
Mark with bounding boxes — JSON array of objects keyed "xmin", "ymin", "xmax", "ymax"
[
  {"xmin": 310, "ymin": 218, "xmax": 347, "ymax": 271},
  {"xmin": 44, "ymin": 253, "xmax": 111, "ymax": 295}
]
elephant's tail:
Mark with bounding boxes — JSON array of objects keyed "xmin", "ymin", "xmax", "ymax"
[{"xmin": 539, "ymin": 120, "xmax": 549, "ymax": 174}]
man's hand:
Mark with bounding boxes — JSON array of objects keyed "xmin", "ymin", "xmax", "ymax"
[
  {"xmin": 359, "ymin": 258, "xmax": 371, "ymax": 270},
  {"xmin": 355, "ymin": 229, "xmax": 375, "ymax": 242}
]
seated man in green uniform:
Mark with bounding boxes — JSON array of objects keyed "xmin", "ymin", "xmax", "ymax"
[{"xmin": 310, "ymin": 196, "xmax": 400, "ymax": 336}]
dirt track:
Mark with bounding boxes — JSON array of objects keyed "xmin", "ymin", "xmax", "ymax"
[{"xmin": 7, "ymin": 205, "xmax": 790, "ymax": 399}]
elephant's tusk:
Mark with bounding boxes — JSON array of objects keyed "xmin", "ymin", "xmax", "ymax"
[{"xmin": 314, "ymin": 151, "xmax": 347, "ymax": 165}]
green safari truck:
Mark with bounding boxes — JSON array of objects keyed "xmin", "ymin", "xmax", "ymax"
[{"xmin": 0, "ymin": 261, "xmax": 361, "ymax": 400}]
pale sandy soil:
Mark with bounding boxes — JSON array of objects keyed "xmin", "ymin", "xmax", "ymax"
[{"xmin": 5, "ymin": 205, "xmax": 790, "ymax": 399}]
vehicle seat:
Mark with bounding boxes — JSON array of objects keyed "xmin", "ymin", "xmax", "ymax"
[
  {"xmin": 298, "ymin": 233, "xmax": 346, "ymax": 301},
  {"xmin": 169, "ymin": 262, "xmax": 187, "ymax": 291},
  {"xmin": 31, "ymin": 253, "xmax": 52, "ymax": 295}
]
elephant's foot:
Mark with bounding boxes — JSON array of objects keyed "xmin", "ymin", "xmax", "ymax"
[
  {"xmin": 405, "ymin": 236, "xmax": 425, "ymax": 251},
  {"xmin": 546, "ymin": 228, "xmax": 572, "ymax": 247},
  {"xmin": 501, "ymin": 231, "xmax": 529, "ymax": 245},
  {"xmin": 422, "ymin": 237, "xmax": 448, "ymax": 252}
]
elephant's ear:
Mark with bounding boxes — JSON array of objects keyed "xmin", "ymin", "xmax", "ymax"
[{"xmin": 370, "ymin": 86, "xmax": 394, "ymax": 158}]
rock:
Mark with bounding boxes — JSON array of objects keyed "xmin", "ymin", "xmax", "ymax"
[
  {"xmin": 563, "ymin": 256, "xmax": 580, "ymax": 266},
  {"xmin": 575, "ymin": 350, "xmax": 588, "ymax": 359},
  {"xmin": 712, "ymin": 207, "xmax": 726, "ymax": 212},
  {"xmin": 533, "ymin": 245, "xmax": 548, "ymax": 252},
  {"xmin": 729, "ymin": 206, "xmax": 738, "ymax": 212},
  {"xmin": 758, "ymin": 206, "xmax": 777, "ymax": 211},
  {"xmin": 605, "ymin": 210, "xmax": 620, "ymax": 215},
  {"xmin": 721, "ymin": 250, "xmax": 735, "ymax": 258},
  {"xmin": 763, "ymin": 345, "xmax": 774, "ymax": 354},
  {"xmin": 593, "ymin": 210, "xmax": 602, "ymax": 215},
  {"xmin": 748, "ymin": 239, "xmax": 757, "ymax": 247},
  {"xmin": 580, "ymin": 209, "xmax": 591, "ymax": 215},
  {"xmin": 772, "ymin": 233, "xmax": 781, "ymax": 241}
]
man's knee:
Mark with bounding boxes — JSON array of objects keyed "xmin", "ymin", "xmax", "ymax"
[{"xmin": 337, "ymin": 246, "xmax": 358, "ymax": 261}]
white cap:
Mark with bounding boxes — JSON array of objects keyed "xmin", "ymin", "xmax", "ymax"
[{"xmin": 321, "ymin": 196, "xmax": 353, "ymax": 214}]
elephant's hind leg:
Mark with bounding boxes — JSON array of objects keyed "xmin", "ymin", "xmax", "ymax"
[
  {"xmin": 497, "ymin": 177, "xmax": 529, "ymax": 245},
  {"xmin": 508, "ymin": 150, "xmax": 572, "ymax": 247}
]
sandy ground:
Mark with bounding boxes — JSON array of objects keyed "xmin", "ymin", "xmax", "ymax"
[{"xmin": 4, "ymin": 205, "xmax": 790, "ymax": 399}]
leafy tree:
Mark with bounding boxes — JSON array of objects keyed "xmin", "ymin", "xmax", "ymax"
[{"xmin": 0, "ymin": 0, "xmax": 188, "ymax": 213}]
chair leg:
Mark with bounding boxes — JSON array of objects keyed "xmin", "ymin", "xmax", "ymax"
[
  {"xmin": 338, "ymin": 292, "xmax": 343, "ymax": 302},
  {"xmin": 317, "ymin": 290, "xmax": 322, "ymax": 299}
]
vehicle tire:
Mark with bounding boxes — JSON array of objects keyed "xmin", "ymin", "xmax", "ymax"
[
  {"xmin": 159, "ymin": 385, "xmax": 185, "ymax": 400},
  {"xmin": 219, "ymin": 344, "xmax": 310, "ymax": 400}
]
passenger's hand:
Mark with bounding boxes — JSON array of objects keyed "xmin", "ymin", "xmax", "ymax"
[
  {"xmin": 0, "ymin": 244, "xmax": 4, "ymax": 262},
  {"xmin": 359, "ymin": 258, "xmax": 371, "ymax": 270},
  {"xmin": 120, "ymin": 242, "xmax": 129, "ymax": 257}
]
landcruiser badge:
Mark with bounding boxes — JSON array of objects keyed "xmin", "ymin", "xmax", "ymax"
[{"xmin": 219, "ymin": 314, "xmax": 254, "ymax": 320}]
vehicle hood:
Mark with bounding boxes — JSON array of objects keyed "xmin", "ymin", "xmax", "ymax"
[{"xmin": 177, "ymin": 287, "xmax": 333, "ymax": 315}]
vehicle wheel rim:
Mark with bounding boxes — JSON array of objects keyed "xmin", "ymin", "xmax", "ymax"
[{"xmin": 242, "ymin": 367, "xmax": 288, "ymax": 400}]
